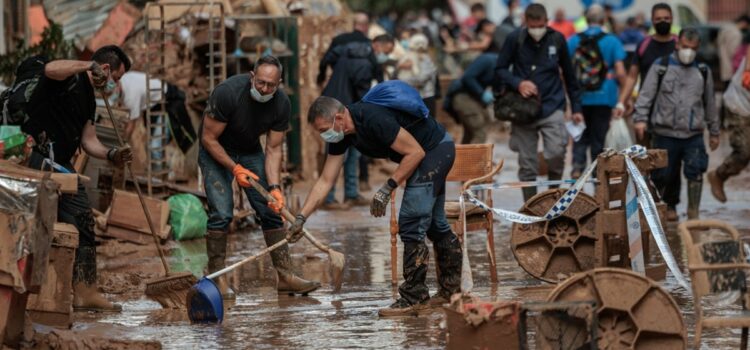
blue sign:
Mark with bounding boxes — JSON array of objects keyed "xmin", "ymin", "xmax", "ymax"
[{"xmin": 580, "ymin": 0, "xmax": 634, "ymax": 11}]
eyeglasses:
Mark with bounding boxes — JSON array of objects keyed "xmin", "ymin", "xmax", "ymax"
[{"xmin": 253, "ymin": 78, "xmax": 280, "ymax": 91}]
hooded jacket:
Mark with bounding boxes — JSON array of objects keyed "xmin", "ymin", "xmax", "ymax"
[{"xmin": 321, "ymin": 42, "xmax": 375, "ymax": 105}]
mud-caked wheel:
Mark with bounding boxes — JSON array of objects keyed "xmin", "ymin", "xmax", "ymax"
[
  {"xmin": 511, "ymin": 189, "xmax": 599, "ymax": 283},
  {"xmin": 543, "ymin": 268, "xmax": 686, "ymax": 350}
]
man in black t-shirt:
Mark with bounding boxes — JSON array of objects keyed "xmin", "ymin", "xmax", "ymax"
[
  {"xmin": 23, "ymin": 45, "xmax": 132, "ymax": 312},
  {"xmin": 287, "ymin": 95, "xmax": 463, "ymax": 317},
  {"xmin": 200, "ymin": 56, "xmax": 320, "ymax": 298},
  {"xmin": 614, "ymin": 2, "xmax": 677, "ymax": 129}
]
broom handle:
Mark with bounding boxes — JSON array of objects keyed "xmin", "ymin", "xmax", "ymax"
[
  {"xmin": 245, "ymin": 176, "xmax": 331, "ymax": 253},
  {"xmin": 206, "ymin": 239, "xmax": 287, "ymax": 279},
  {"xmin": 101, "ymin": 93, "xmax": 172, "ymax": 275}
]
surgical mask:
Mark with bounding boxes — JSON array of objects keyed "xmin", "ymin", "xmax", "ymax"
[
  {"xmin": 654, "ymin": 21, "xmax": 671, "ymax": 35},
  {"xmin": 512, "ymin": 7, "xmax": 523, "ymax": 18},
  {"xmin": 528, "ymin": 27, "xmax": 547, "ymax": 41},
  {"xmin": 678, "ymin": 48, "xmax": 696, "ymax": 65},
  {"xmin": 320, "ymin": 118, "xmax": 344, "ymax": 143},
  {"xmin": 376, "ymin": 52, "xmax": 389, "ymax": 64},
  {"xmin": 400, "ymin": 39, "xmax": 410, "ymax": 50},
  {"xmin": 250, "ymin": 84, "xmax": 274, "ymax": 103},
  {"xmin": 512, "ymin": 7, "xmax": 523, "ymax": 27},
  {"xmin": 104, "ymin": 75, "xmax": 117, "ymax": 94}
]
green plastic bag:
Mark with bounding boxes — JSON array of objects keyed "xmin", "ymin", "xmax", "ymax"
[
  {"xmin": 167, "ymin": 194, "xmax": 208, "ymax": 241},
  {"xmin": 1, "ymin": 125, "xmax": 28, "ymax": 159}
]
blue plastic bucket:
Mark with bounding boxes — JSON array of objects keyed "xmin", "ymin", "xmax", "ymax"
[{"xmin": 186, "ymin": 277, "xmax": 224, "ymax": 323}]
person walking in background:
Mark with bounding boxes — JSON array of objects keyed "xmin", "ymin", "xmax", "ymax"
[
  {"xmin": 709, "ymin": 45, "xmax": 750, "ymax": 203},
  {"xmin": 549, "ymin": 8, "xmax": 576, "ymax": 39},
  {"xmin": 443, "ymin": 53, "xmax": 497, "ymax": 144},
  {"xmin": 396, "ymin": 33, "xmax": 438, "ymax": 117},
  {"xmin": 632, "ymin": 29, "xmax": 719, "ymax": 221},
  {"xmin": 614, "ymin": 3, "xmax": 676, "ymax": 136},
  {"xmin": 619, "ymin": 17, "xmax": 645, "ymax": 70},
  {"xmin": 718, "ymin": 15, "xmax": 750, "ymax": 87},
  {"xmin": 567, "ymin": 5, "xmax": 627, "ymax": 178}
]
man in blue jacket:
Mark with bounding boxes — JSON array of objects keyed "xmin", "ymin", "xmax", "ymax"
[
  {"xmin": 443, "ymin": 53, "xmax": 497, "ymax": 144},
  {"xmin": 494, "ymin": 3, "xmax": 583, "ymax": 201},
  {"xmin": 566, "ymin": 4, "xmax": 627, "ymax": 178}
]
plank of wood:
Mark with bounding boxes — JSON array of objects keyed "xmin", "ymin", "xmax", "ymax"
[{"xmin": 107, "ymin": 189, "xmax": 169, "ymax": 235}]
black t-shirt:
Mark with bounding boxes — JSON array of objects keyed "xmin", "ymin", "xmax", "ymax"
[
  {"xmin": 631, "ymin": 37, "xmax": 676, "ymax": 86},
  {"xmin": 328, "ymin": 102, "xmax": 446, "ymax": 163},
  {"xmin": 204, "ymin": 74, "xmax": 290, "ymax": 154},
  {"xmin": 23, "ymin": 72, "xmax": 95, "ymax": 163}
]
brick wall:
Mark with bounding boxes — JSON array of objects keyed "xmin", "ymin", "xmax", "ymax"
[{"xmin": 709, "ymin": 0, "xmax": 750, "ymax": 22}]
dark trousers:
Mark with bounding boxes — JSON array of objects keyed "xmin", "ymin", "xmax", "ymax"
[
  {"xmin": 652, "ymin": 134, "xmax": 708, "ymax": 208},
  {"xmin": 572, "ymin": 105, "xmax": 612, "ymax": 171}
]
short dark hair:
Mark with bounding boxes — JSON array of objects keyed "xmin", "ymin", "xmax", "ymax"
[
  {"xmin": 470, "ymin": 3, "xmax": 485, "ymax": 13},
  {"xmin": 525, "ymin": 3, "xmax": 548, "ymax": 21},
  {"xmin": 373, "ymin": 34, "xmax": 394, "ymax": 44},
  {"xmin": 736, "ymin": 15, "xmax": 750, "ymax": 24},
  {"xmin": 651, "ymin": 3, "xmax": 672, "ymax": 18},
  {"xmin": 92, "ymin": 45, "xmax": 131, "ymax": 72},
  {"xmin": 254, "ymin": 55, "xmax": 283, "ymax": 74},
  {"xmin": 307, "ymin": 96, "xmax": 344, "ymax": 124},
  {"xmin": 475, "ymin": 19, "xmax": 494, "ymax": 34},
  {"xmin": 679, "ymin": 28, "xmax": 701, "ymax": 43}
]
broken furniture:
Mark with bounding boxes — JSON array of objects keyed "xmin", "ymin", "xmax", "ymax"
[
  {"xmin": 98, "ymin": 189, "xmax": 171, "ymax": 245},
  {"xmin": 679, "ymin": 219, "xmax": 750, "ymax": 348},
  {"xmin": 0, "ymin": 163, "xmax": 58, "ymax": 347},
  {"xmin": 388, "ymin": 144, "xmax": 504, "ymax": 285},
  {"xmin": 443, "ymin": 295, "xmax": 520, "ymax": 350},
  {"xmin": 27, "ymin": 223, "xmax": 78, "ymax": 328},
  {"xmin": 546, "ymin": 268, "xmax": 686, "ymax": 349},
  {"xmin": 511, "ymin": 150, "xmax": 668, "ymax": 283},
  {"xmin": 518, "ymin": 300, "xmax": 598, "ymax": 350}
]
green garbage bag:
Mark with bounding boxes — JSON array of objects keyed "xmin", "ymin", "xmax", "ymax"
[
  {"xmin": 1, "ymin": 125, "xmax": 28, "ymax": 159},
  {"xmin": 167, "ymin": 194, "xmax": 208, "ymax": 241}
]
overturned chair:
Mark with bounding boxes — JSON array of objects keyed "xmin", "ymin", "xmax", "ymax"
[
  {"xmin": 679, "ymin": 219, "xmax": 750, "ymax": 349},
  {"xmin": 389, "ymin": 143, "xmax": 504, "ymax": 284}
]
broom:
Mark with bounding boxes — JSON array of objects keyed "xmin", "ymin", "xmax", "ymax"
[
  {"xmin": 245, "ymin": 176, "xmax": 346, "ymax": 292},
  {"xmin": 100, "ymin": 92, "xmax": 196, "ymax": 308}
]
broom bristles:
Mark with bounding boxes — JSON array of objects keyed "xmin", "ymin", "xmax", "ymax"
[
  {"xmin": 329, "ymin": 251, "xmax": 345, "ymax": 293},
  {"xmin": 145, "ymin": 272, "xmax": 197, "ymax": 309}
]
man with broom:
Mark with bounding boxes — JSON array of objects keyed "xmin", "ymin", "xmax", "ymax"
[
  {"xmin": 21, "ymin": 45, "xmax": 132, "ymax": 311},
  {"xmin": 287, "ymin": 82, "xmax": 463, "ymax": 316},
  {"xmin": 200, "ymin": 55, "xmax": 320, "ymax": 300}
]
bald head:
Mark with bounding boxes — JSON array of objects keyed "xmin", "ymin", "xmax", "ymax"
[
  {"xmin": 586, "ymin": 4, "xmax": 605, "ymax": 25},
  {"xmin": 353, "ymin": 12, "xmax": 370, "ymax": 34}
]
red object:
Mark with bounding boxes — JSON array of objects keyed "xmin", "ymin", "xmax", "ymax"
[
  {"xmin": 549, "ymin": 20, "xmax": 576, "ymax": 39},
  {"xmin": 28, "ymin": 5, "xmax": 50, "ymax": 46},
  {"xmin": 87, "ymin": 2, "xmax": 141, "ymax": 52}
]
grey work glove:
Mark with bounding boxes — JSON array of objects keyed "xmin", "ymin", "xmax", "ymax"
[
  {"xmin": 89, "ymin": 62, "xmax": 108, "ymax": 89},
  {"xmin": 370, "ymin": 178, "xmax": 397, "ymax": 218},
  {"xmin": 286, "ymin": 214, "xmax": 306, "ymax": 243},
  {"xmin": 107, "ymin": 146, "xmax": 133, "ymax": 166}
]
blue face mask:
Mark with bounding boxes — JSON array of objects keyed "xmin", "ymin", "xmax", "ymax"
[
  {"xmin": 400, "ymin": 39, "xmax": 409, "ymax": 50},
  {"xmin": 104, "ymin": 75, "xmax": 117, "ymax": 94},
  {"xmin": 376, "ymin": 52, "xmax": 389, "ymax": 64},
  {"xmin": 320, "ymin": 118, "xmax": 344, "ymax": 143}
]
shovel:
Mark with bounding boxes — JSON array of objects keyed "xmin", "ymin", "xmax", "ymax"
[
  {"xmin": 187, "ymin": 238, "xmax": 288, "ymax": 323},
  {"xmin": 244, "ymin": 176, "xmax": 345, "ymax": 292}
]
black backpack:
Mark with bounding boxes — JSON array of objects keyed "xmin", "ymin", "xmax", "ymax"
[
  {"xmin": 1, "ymin": 55, "xmax": 48, "ymax": 125},
  {"xmin": 573, "ymin": 32, "xmax": 608, "ymax": 91}
]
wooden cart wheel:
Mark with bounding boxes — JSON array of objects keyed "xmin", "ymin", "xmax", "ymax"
[
  {"xmin": 544, "ymin": 268, "xmax": 686, "ymax": 350},
  {"xmin": 511, "ymin": 189, "xmax": 599, "ymax": 283}
]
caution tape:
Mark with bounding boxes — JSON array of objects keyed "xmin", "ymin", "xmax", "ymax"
[{"xmin": 460, "ymin": 145, "xmax": 690, "ymax": 291}]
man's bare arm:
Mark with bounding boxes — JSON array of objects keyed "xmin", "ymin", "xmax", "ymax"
[
  {"xmin": 80, "ymin": 122, "xmax": 110, "ymax": 159},
  {"xmin": 299, "ymin": 154, "xmax": 345, "ymax": 217},
  {"xmin": 264, "ymin": 130, "xmax": 285, "ymax": 186},
  {"xmin": 389, "ymin": 128, "xmax": 426, "ymax": 185},
  {"xmin": 201, "ymin": 115, "xmax": 235, "ymax": 170},
  {"xmin": 44, "ymin": 60, "xmax": 93, "ymax": 81}
]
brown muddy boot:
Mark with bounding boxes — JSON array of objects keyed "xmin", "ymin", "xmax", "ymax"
[
  {"xmin": 428, "ymin": 234, "xmax": 462, "ymax": 307},
  {"xmin": 379, "ymin": 241, "xmax": 430, "ymax": 317},
  {"xmin": 72, "ymin": 246, "xmax": 121, "ymax": 312},
  {"xmin": 206, "ymin": 229, "xmax": 235, "ymax": 301},
  {"xmin": 687, "ymin": 180, "xmax": 703, "ymax": 220},
  {"xmin": 263, "ymin": 228, "xmax": 320, "ymax": 295},
  {"xmin": 707, "ymin": 170, "xmax": 727, "ymax": 203}
]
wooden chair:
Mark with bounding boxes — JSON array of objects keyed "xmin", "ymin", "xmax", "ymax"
[
  {"xmin": 389, "ymin": 144, "xmax": 504, "ymax": 285},
  {"xmin": 679, "ymin": 219, "xmax": 750, "ymax": 349}
]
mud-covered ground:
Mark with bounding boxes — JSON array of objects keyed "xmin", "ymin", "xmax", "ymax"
[{"xmin": 61, "ymin": 128, "xmax": 750, "ymax": 349}]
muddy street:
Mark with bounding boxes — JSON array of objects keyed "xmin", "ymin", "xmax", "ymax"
[{"xmin": 61, "ymin": 129, "xmax": 750, "ymax": 349}]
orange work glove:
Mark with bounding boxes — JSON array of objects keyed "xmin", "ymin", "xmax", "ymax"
[
  {"xmin": 743, "ymin": 71, "xmax": 750, "ymax": 90},
  {"xmin": 268, "ymin": 186, "xmax": 285, "ymax": 213},
  {"xmin": 232, "ymin": 164, "xmax": 259, "ymax": 188}
]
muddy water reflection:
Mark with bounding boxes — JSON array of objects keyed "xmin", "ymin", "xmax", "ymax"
[{"xmin": 81, "ymin": 209, "xmax": 748, "ymax": 349}]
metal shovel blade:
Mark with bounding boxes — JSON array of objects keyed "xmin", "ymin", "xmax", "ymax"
[{"xmin": 186, "ymin": 277, "xmax": 224, "ymax": 323}]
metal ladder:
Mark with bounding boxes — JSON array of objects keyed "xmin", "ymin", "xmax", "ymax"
[{"xmin": 143, "ymin": 1, "xmax": 226, "ymax": 196}]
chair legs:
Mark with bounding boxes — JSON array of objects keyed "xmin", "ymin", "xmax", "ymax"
[
  {"xmin": 742, "ymin": 327, "xmax": 748, "ymax": 350},
  {"xmin": 486, "ymin": 219, "xmax": 498, "ymax": 283}
]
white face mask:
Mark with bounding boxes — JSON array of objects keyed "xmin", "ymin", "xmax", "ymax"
[
  {"xmin": 320, "ymin": 118, "xmax": 344, "ymax": 143},
  {"xmin": 528, "ymin": 27, "xmax": 547, "ymax": 41},
  {"xmin": 250, "ymin": 84, "xmax": 274, "ymax": 103},
  {"xmin": 678, "ymin": 48, "xmax": 696, "ymax": 65}
]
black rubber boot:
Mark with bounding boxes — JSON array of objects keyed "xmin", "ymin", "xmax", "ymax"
[
  {"xmin": 379, "ymin": 241, "xmax": 430, "ymax": 317},
  {"xmin": 263, "ymin": 228, "xmax": 321, "ymax": 295},
  {"xmin": 206, "ymin": 229, "xmax": 235, "ymax": 301},
  {"xmin": 428, "ymin": 234, "xmax": 462, "ymax": 307},
  {"xmin": 687, "ymin": 180, "xmax": 703, "ymax": 220}
]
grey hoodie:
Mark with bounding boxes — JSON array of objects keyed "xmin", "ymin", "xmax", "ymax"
[{"xmin": 633, "ymin": 54, "xmax": 719, "ymax": 139}]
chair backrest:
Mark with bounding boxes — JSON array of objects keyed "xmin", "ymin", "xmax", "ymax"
[
  {"xmin": 678, "ymin": 220, "xmax": 745, "ymax": 298},
  {"xmin": 446, "ymin": 144, "xmax": 495, "ymax": 183}
]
